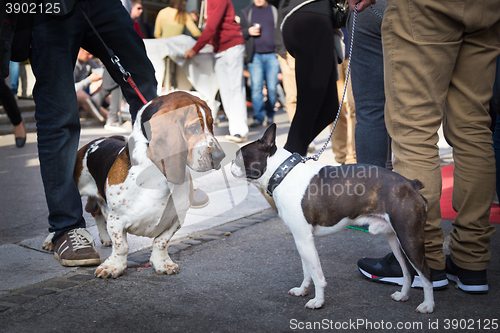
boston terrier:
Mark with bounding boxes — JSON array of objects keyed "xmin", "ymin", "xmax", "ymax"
[{"xmin": 230, "ymin": 124, "xmax": 434, "ymax": 313}]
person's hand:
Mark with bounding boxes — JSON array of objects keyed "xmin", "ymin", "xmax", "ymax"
[
  {"xmin": 347, "ymin": 0, "xmax": 376, "ymax": 12},
  {"xmin": 184, "ymin": 49, "xmax": 196, "ymax": 59},
  {"xmin": 89, "ymin": 73, "xmax": 102, "ymax": 82},
  {"xmin": 248, "ymin": 25, "xmax": 260, "ymax": 36}
]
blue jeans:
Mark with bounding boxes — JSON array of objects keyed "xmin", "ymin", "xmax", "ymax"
[
  {"xmin": 247, "ymin": 53, "xmax": 280, "ymax": 123},
  {"xmin": 9, "ymin": 61, "xmax": 20, "ymax": 95},
  {"xmin": 31, "ymin": 0, "xmax": 157, "ymax": 242},
  {"xmin": 347, "ymin": 0, "xmax": 388, "ymax": 168}
]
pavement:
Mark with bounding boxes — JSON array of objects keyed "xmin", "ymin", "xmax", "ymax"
[{"xmin": 1, "ymin": 99, "xmax": 499, "ymax": 332}]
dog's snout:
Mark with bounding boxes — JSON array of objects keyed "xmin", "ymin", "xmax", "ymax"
[
  {"xmin": 230, "ymin": 151, "xmax": 245, "ymax": 178},
  {"xmin": 209, "ymin": 139, "xmax": 225, "ymax": 169},
  {"xmin": 212, "ymin": 148, "xmax": 225, "ymax": 168}
]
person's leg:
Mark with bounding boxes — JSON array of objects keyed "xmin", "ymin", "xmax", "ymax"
[
  {"xmin": 383, "ymin": 0, "xmax": 470, "ymax": 270},
  {"xmin": 443, "ymin": 17, "xmax": 500, "ymax": 271},
  {"xmin": 106, "ymin": 86, "xmax": 123, "ymax": 126},
  {"xmin": 277, "ymin": 53, "xmax": 297, "ymax": 122},
  {"xmin": 332, "ymin": 61, "xmax": 348, "ymax": 164},
  {"xmin": 283, "ymin": 12, "xmax": 337, "ymax": 156},
  {"xmin": 31, "ymin": 11, "xmax": 86, "ymax": 242},
  {"xmin": 263, "ymin": 53, "xmax": 280, "ymax": 122},
  {"xmin": 91, "ymin": 69, "xmax": 115, "ymax": 107},
  {"xmin": 9, "ymin": 61, "xmax": 20, "ymax": 95},
  {"xmin": 215, "ymin": 44, "xmax": 249, "ymax": 138},
  {"xmin": 310, "ymin": 60, "xmax": 338, "ymax": 142},
  {"xmin": 344, "ymin": 65, "xmax": 357, "ymax": 164},
  {"xmin": 0, "ymin": 78, "xmax": 22, "ymax": 126},
  {"xmin": 19, "ymin": 63, "xmax": 28, "ymax": 98},
  {"xmin": 348, "ymin": 0, "xmax": 387, "ymax": 168},
  {"xmin": 247, "ymin": 54, "xmax": 266, "ymax": 124},
  {"xmin": 492, "ymin": 56, "xmax": 500, "ymax": 201}
]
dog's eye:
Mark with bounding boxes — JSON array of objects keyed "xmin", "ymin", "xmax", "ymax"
[{"xmin": 188, "ymin": 123, "xmax": 201, "ymax": 134}]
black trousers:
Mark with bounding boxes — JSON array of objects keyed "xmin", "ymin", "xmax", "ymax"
[
  {"xmin": 0, "ymin": 78, "xmax": 22, "ymax": 126},
  {"xmin": 282, "ymin": 11, "xmax": 339, "ymax": 156}
]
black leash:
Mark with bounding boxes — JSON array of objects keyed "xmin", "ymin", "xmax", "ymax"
[{"xmin": 79, "ymin": 7, "xmax": 148, "ymax": 105}]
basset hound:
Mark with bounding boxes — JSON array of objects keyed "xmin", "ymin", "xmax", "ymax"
[{"xmin": 43, "ymin": 91, "xmax": 225, "ymax": 278}]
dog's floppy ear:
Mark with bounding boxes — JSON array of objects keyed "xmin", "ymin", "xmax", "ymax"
[
  {"xmin": 145, "ymin": 108, "xmax": 190, "ymax": 185},
  {"xmin": 261, "ymin": 123, "xmax": 277, "ymax": 152}
]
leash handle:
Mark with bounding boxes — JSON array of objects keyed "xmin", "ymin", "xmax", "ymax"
[
  {"xmin": 80, "ymin": 6, "xmax": 149, "ymax": 105},
  {"xmin": 111, "ymin": 55, "xmax": 149, "ymax": 104}
]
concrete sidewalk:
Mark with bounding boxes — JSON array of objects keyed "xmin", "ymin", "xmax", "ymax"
[
  {"xmin": 0, "ymin": 108, "xmax": 285, "ymax": 295},
  {"xmin": 0, "ymin": 212, "xmax": 498, "ymax": 332},
  {"xmin": 1, "ymin": 107, "xmax": 337, "ymax": 295},
  {"xmin": 2, "ymin": 105, "xmax": 491, "ymax": 332}
]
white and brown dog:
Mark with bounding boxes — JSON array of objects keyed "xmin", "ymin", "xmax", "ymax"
[
  {"xmin": 230, "ymin": 124, "xmax": 434, "ymax": 313},
  {"xmin": 43, "ymin": 91, "xmax": 225, "ymax": 278}
]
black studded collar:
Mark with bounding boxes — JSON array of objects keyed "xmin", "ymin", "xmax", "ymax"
[{"xmin": 266, "ymin": 153, "xmax": 303, "ymax": 196}]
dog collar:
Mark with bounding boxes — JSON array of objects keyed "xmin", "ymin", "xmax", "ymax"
[{"xmin": 267, "ymin": 153, "xmax": 303, "ymax": 196}]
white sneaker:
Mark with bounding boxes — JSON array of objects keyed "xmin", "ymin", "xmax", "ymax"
[{"xmin": 225, "ymin": 134, "xmax": 247, "ymax": 143}]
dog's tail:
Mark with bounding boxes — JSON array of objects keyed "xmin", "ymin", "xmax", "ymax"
[
  {"xmin": 85, "ymin": 196, "xmax": 105, "ymax": 217},
  {"xmin": 411, "ymin": 179, "xmax": 428, "ymax": 212},
  {"xmin": 411, "ymin": 179, "xmax": 424, "ymax": 191}
]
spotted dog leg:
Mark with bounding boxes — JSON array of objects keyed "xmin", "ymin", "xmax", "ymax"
[
  {"xmin": 42, "ymin": 232, "xmax": 55, "ymax": 251},
  {"xmin": 150, "ymin": 219, "xmax": 182, "ymax": 275},
  {"xmin": 86, "ymin": 197, "xmax": 111, "ymax": 247},
  {"xmin": 95, "ymin": 219, "xmax": 128, "ymax": 278},
  {"xmin": 93, "ymin": 212, "xmax": 111, "ymax": 247}
]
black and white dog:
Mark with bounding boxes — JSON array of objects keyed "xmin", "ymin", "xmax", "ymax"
[{"xmin": 230, "ymin": 124, "xmax": 434, "ymax": 313}]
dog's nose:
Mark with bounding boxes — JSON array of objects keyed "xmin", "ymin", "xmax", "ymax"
[{"xmin": 211, "ymin": 147, "xmax": 225, "ymax": 169}]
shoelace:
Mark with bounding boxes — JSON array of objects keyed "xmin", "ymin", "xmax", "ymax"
[{"xmin": 69, "ymin": 230, "xmax": 93, "ymax": 250}]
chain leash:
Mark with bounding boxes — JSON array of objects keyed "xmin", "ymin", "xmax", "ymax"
[{"xmin": 302, "ymin": 3, "xmax": 383, "ymax": 163}]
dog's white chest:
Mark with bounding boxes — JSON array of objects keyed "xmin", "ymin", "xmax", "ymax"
[
  {"xmin": 105, "ymin": 164, "xmax": 190, "ymax": 238},
  {"xmin": 272, "ymin": 163, "xmax": 324, "ymax": 226}
]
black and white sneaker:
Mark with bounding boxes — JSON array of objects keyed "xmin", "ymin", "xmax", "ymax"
[
  {"xmin": 358, "ymin": 252, "xmax": 448, "ymax": 290},
  {"xmin": 446, "ymin": 255, "xmax": 488, "ymax": 294}
]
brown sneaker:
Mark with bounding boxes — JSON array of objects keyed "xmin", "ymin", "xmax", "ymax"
[{"xmin": 54, "ymin": 228, "xmax": 101, "ymax": 266}]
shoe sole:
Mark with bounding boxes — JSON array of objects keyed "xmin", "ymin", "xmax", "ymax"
[
  {"xmin": 225, "ymin": 135, "xmax": 247, "ymax": 143},
  {"xmin": 55, "ymin": 252, "xmax": 101, "ymax": 267},
  {"xmin": 413, "ymin": 275, "xmax": 449, "ymax": 290},
  {"xmin": 358, "ymin": 267, "xmax": 404, "ymax": 286},
  {"xmin": 191, "ymin": 199, "xmax": 210, "ymax": 209},
  {"xmin": 447, "ymin": 273, "xmax": 488, "ymax": 294},
  {"xmin": 359, "ymin": 267, "xmax": 449, "ymax": 290}
]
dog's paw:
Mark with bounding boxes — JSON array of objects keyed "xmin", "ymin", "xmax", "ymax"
[
  {"xmin": 305, "ymin": 298, "xmax": 325, "ymax": 309},
  {"xmin": 42, "ymin": 233, "xmax": 55, "ymax": 252},
  {"xmin": 416, "ymin": 301, "xmax": 435, "ymax": 314},
  {"xmin": 95, "ymin": 258, "xmax": 127, "ymax": 278},
  {"xmin": 288, "ymin": 287, "xmax": 308, "ymax": 297},
  {"xmin": 153, "ymin": 261, "xmax": 180, "ymax": 275},
  {"xmin": 391, "ymin": 291, "xmax": 409, "ymax": 302},
  {"xmin": 99, "ymin": 237, "xmax": 112, "ymax": 247}
]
